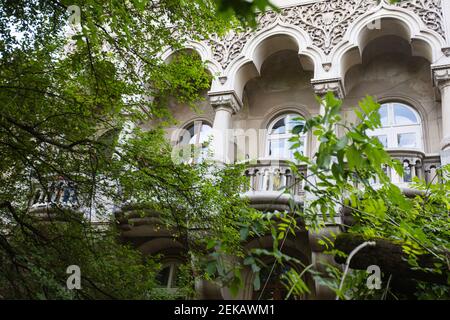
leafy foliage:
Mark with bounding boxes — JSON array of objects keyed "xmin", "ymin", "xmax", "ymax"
[
  {"xmin": 0, "ymin": 0, "xmax": 261, "ymax": 299},
  {"xmin": 266, "ymin": 93, "xmax": 450, "ymax": 300}
]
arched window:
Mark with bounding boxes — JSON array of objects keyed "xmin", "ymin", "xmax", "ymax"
[
  {"xmin": 368, "ymin": 102, "xmax": 422, "ymax": 149},
  {"xmin": 178, "ymin": 120, "xmax": 213, "ymax": 164},
  {"xmin": 266, "ymin": 114, "xmax": 306, "ymax": 160},
  {"xmin": 156, "ymin": 261, "xmax": 182, "ymax": 290}
]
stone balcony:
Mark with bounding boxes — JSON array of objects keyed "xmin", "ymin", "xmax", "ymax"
[
  {"xmin": 242, "ymin": 159, "xmax": 307, "ymax": 211},
  {"xmin": 241, "ymin": 150, "xmax": 441, "ymax": 212},
  {"xmin": 370, "ymin": 149, "xmax": 441, "ymax": 189}
]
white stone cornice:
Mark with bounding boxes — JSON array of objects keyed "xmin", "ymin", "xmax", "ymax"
[
  {"xmin": 432, "ymin": 65, "xmax": 450, "ymax": 89},
  {"xmin": 311, "ymin": 78, "xmax": 346, "ymax": 99},
  {"xmin": 208, "ymin": 91, "xmax": 242, "ymax": 114}
]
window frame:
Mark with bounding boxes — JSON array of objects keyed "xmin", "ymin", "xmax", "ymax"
[
  {"xmin": 156, "ymin": 260, "xmax": 182, "ymax": 290},
  {"xmin": 177, "ymin": 120, "xmax": 213, "ymax": 164},
  {"xmin": 265, "ymin": 113, "xmax": 307, "ymax": 161},
  {"xmin": 368, "ymin": 102, "xmax": 423, "ymax": 150}
]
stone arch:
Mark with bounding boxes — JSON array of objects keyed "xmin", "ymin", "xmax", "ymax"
[
  {"xmin": 333, "ymin": 4, "xmax": 446, "ymax": 80},
  {"xmin": 223, "ymin": 25, "xmax": 322, "ymax": 102},
  {"xmin": 260, "ymin": 103, "xmax": 312, "ymax": 130},
  {"xmin": 161, "ymin": 41, "xmax": 221, "ymax": 77},
  {"xmin": 260, "ymin": 104, "xmax": 313, "ymax": 158},
  {"xmin": 377, "ymin": 96, "xmax": 430, "ymax": 153}
]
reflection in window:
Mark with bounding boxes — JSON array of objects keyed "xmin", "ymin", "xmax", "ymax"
[
  {"xmin": 267, "ymin": 114, "xmax": 306, "ymax": 160},
  {"xmin": 178, "ymin": 121, "xmax": 212, "ymax": 164},
  {"xmin": 398, "ymin": 133, "xmax": 417, "ymax": 148},
  {"xmin": 379, "ymin": 105, "xmax": 388, "ymax": 127},
  {"xmin": 394, "ymin": 104, "xmax": 419, "ymax": 125},
  {"xmin": 368, "ymin": 102, "xmax": 422, "ymax": 150}
]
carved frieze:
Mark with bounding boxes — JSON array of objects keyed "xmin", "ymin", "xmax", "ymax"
[
  {"xmin": 432, "ymin": 65, "xmax": 450, "ymax": 89},
  {"xmin": 311, "ymin": 78, "xmax": 346, "ymax": 99},
  {"xmin": 209, "ymin": 91, "xmax": 242, "ymax": 113},
  {"xmin": 397, "ymin": 0, "xmax": 444, "ymax": 38},
  {"xmin": 208, "ymin": 0, "xmax": 446, "ymax": 70}
]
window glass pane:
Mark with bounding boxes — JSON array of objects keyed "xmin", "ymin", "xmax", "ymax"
[
  {"xmin": 271, "ymin": 118, "xmax": 286, "ymax": 134},
  {"xmin": 394, "ymin": 104, "xmax": 418, "ymax": 125},
  {"xmin": 197, "ymin": 124, "xmax": 212, "ymax": 144},
  {"xmin": 288, "ymin": 137, "xmax": 304, "ymax": 157},
  {"xmin": 188, "ymin": 125, "xmax": 195, "ymax": 138},
  {"xmin": 156, "ymin": 266, "xmax": 171, "ymax": 288},
  {"xmin": 398, "ymin": 133, "xmax": 417, "ymax": 148},
  {"xmin": 268, "ymin": 114, "xmax": 306, "ymax": 159},
  {"xmin": 374, "ymin": 135, "xmax": 387, "ymax": 148},
  {"xmin": 178, "ymin": 122, "xmax": 212, "ymax": 164},
  {"xmin": 286, "ymin": 115, "xmax": 304, "ymax": 132},
  {"xmin": 379, "ymin": 105, "xmax": 388, "ymax": 127},
  {"xmin": 269, "ymin": 139, "xmax": 285, "ymax": 157}
]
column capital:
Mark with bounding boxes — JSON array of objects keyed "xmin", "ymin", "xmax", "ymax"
[
  {"xmin": 432, "ymin": 65, "xmax": 450, "ymax": 90},
  {"xmin": 311, "ymin": 78, "xmax": 346, "ymax": 99},
  {"xmin": 208, "ymin": 91, "xmax": 242, "ymax": 114}
]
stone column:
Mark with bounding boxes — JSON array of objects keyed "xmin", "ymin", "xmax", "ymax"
[
  {"xmin": 433, "ymin": 66, "xmax": 450, "ymax": 165},
  {"xmin": 308, "ymin": 78, "xmax": 346, "ymax": 299},
  {"xmin": 209, "ymin": 91, "xmax": 242, "ymax": 164},
  {"xmin": 310, "ymin": 78, "xmax": 346, "ymax": 152}
]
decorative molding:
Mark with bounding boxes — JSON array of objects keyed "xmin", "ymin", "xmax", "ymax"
[
  {"xmin": 208, "ymin": 10, "xmax": 279, "ymax": 70},
  {"xmin": 311, "ymin": 78, "xmax": 346, "ymax": 99},
  {"xmin": 432, "ymin": 65, "xmax": 450, "ymax": 89},
  {"xmin": 208, "ymin": 91, "xmax": 243, "ymax": 114},
  {"xmin": 280, "ymin": 0, "xmax": 378, "ymax": 55},
  {"xmin": 442, "ymin": 47, "xmax": 450, "ymax": 57},
  {"xmin": 397, "ymin": 0, "xmax": 445, "ymax": 39},
  {"xmin": 207, "ymin": 0, "xmax": 445, "ymax": 70}
]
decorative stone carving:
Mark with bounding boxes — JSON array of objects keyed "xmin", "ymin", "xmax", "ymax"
[
  {"xmin": 208, "ymin": 91, "xmax": 242, "ymax": 113},
  {"xmin": 311, "ymin": 78, "xmax": 346, "ymax": 99},
  {"xmin": 281, "ymin": 0, "xmax": 378, "ymax": 55},
  {"xmin": 442, "ymin": 47, "xmax": 450, "ymax": 57},
  {"xmin": 208, "ymin": 0, "xmax": 445, "ymax": 70},
  {"xmin": 397, "ymin": 0, "xmax": 445, "ymax": 38},
  {"xmin": 208, "ymin": 10, "xmax": 279, "ymax": 69},
  {"xmin": 432, "ymin": 65, "xmax": 450, "ymax": 89}
]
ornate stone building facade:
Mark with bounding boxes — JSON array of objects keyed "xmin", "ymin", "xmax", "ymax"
[
  {"xmin": 32, "ymin": 0, "xmax": 450, "ymax": 299},
  {"xmin": 142, "ymin": 0, "xmax": 450, "ymax": 299}
]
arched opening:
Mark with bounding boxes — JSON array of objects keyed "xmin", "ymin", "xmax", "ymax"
[
  {"xmin": 176, "ymin": 120, "xmax": 213, "ymax": 164},
  {"xmin": 231, "ymin": 32, "xmax": 316, "ymax": 103},
  {"xmin": 342, "ymin": 26, "xmax": 439, "ymax": 154},
  {"xmin": 344, "ymin": 34, "xmax": 434, "ymax": 98},
  {"xmin": 340, "ymin": 16, "xmax": 437, "ymax": 78},
  {"xmin": 367, "ymin": 102, "xmax": 423, "ymax": 150},
  {"xmin": 239, "ymin": 49, "xmax": 315, "ymax": 160},
  {"xmin": 241, "ymin": 235, "xmax": 313, "ymax": 300},
  {"xmin": 155, "ymin": 259, "xmax": 184, "ymax": 291},
  {"xmin": 160, "ymin": 49, "xmax": 215, "ymax": 140},
  {"xmin": 266, "ymin": 113, "xmax": 306, "ymax": 161}
]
